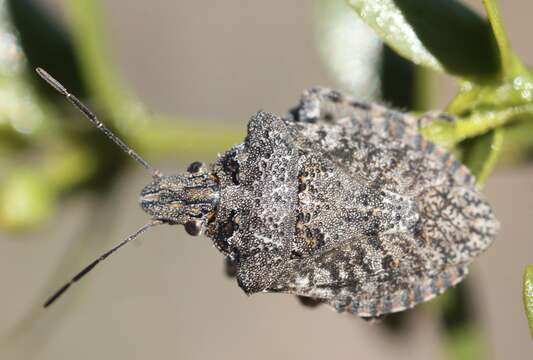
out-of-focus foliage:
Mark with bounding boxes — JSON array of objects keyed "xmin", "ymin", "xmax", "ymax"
[
  {"xmin": 0, "ymin": 0, "xmax": 89, "ymax": 230},
  {"xmin": 0, "ymin": 1, "xmax": 243, "ymax": 355},
  {"xmin": 66, "ymin": 0, "xmax": 243, "ymax": 160},
  {"xmin": 0, "ymin": 0, "xmax": 241, "ymax": 230}
]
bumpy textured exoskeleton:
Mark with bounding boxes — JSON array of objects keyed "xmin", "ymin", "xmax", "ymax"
[{"xmin": 140, "ymin": 87, "xmax": 498, "ymax": 318}]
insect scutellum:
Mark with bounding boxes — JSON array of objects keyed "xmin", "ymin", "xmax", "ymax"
[{"xmin": 36, "ymin": 68, "xmax": 219, "ymax": 307}]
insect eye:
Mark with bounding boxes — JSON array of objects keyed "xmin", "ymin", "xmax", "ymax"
[
  {"xmin": 223, "ymin": 158, "xmax": 240, "ymax": 185},
  {"xmin": 187, "ymin": 161, "xmax": 204, "ymax": 174},
  {"xmin": 184, "ymin": 221, "xmax": 201, "ymax": 236},
  {"xmin": 289, "ymin": 106, "xmax": 300, "ymax": 121}
]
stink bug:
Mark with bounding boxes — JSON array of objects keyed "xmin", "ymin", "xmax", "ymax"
[{"xmin": 36, "ymin": 68, "xmax": 498, "ymax": 318}]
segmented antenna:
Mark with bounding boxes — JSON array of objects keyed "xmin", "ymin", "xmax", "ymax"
[
  {"xmin": 44, "ymin": 220, "xmax": 162, "ymax": 308},
  {"xmin": 35, "ymin": 67, "xmax": 159, "ymax": 177}
]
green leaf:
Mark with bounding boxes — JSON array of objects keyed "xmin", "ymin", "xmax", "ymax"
[
  {"xmin": 346, "ymin": 0, "xmax": 500, "ymax": 80},
  {"xmin": 523, "ymin": 265, "xmax": 533, "ymax": 339},
  {"xmin": 461, "ymin": 128, "xmax": 504, "ymax": 188}
]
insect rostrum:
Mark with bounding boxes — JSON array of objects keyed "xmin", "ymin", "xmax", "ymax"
[{"xmin": 37, "ymin": 69, "xmax": 498, "ymax": 318}]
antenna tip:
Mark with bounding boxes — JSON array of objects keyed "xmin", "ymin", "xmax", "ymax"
[{"xmin": 35, "ymin": 67, "xmax": 69, "ymax": 96}]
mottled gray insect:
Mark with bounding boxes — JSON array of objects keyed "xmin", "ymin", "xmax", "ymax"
[{"xmin": 37, "ymin": 68, "xmax": 498, "ymax": 318}]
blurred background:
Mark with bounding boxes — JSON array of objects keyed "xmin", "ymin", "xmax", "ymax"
[{"xmin": 0, "ymin": 0, "xmax": 532, "ymax": 359}]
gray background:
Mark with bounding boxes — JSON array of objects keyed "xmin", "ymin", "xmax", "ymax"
[{"xmin": 1, "ymin": 1, "xmax": 533, "ymax": 359}]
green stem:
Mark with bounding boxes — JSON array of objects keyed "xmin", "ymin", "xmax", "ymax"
[
  {"xmin": 420, "ymin": 104, "xmax": 533, "ymax": 149},
  {"xmin": 462, "ymin": 127, "xmax": 504, "ymax": 189},
  {"xmin": 444, "ymin": 325, "xmax": 488, "ymax": 360},
  {"xmin": 482, "ymin": 0, "xmax": 526, "ymax": 79},
  {"xmin": 66, "ymin": 0, "xmax": 126, "ymax": 113},
  {"xmin": 64, "ymin": 0, "xmax": 241, "ymax": 159}
]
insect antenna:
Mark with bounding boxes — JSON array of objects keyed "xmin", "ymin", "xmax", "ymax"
[
  {"xmin": 44, "ymin": 220, "xmax": 162, "ymax": 308},
  {"xmin": 35, "ymin": 67, "xmax": 160, "ymax": 178}
]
